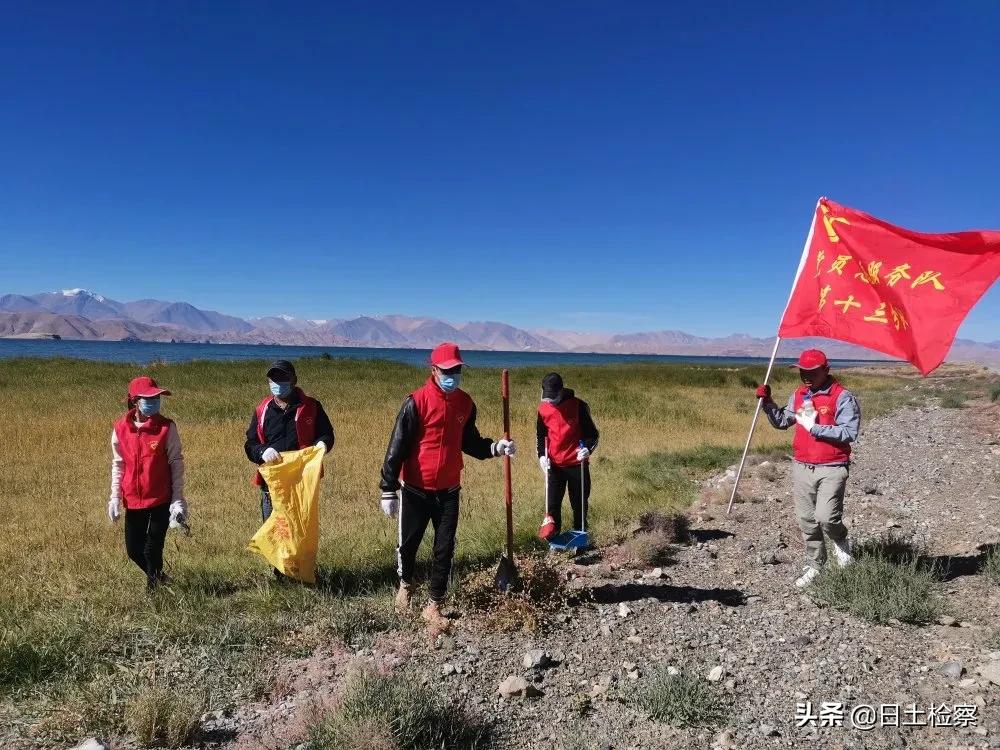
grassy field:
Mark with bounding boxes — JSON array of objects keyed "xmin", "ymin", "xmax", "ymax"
[{"xmin": 0, "ymin": 356, "xmax": 904, "ymax": 744}]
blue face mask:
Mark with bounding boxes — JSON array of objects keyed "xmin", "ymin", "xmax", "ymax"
[
  {"xmin": 437, "ymin": 372, "xmax": 461, "ymax": 393},
  {"xmin": 137, "ymin": 397, "xmax": 160, "ymax": 417},
  {"xmin": 269, "ymin": 380, "xmax": 293, "ymax": 398}
]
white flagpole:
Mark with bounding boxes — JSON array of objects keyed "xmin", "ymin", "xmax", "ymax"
[
  {"xmin": 726, "ymin": 335, "xmax": 781, "ymax": 514},
  {"xmin": 726, "ymin": 201, "xmax": 820, "ymax": 515}
]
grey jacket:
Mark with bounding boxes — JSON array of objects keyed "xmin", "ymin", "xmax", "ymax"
[{"xmin": 762, "ymin": 380, "xmax": 861, "ymax": 445}]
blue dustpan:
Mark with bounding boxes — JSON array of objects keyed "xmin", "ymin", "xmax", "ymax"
[{"xmin": 549, "ymin": 529, "xmax": 590, "ymax": 551}]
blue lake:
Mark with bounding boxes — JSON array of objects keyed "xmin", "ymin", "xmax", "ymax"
[{"xmin": 0, "ymin": 338, "xmax": 882, "ymax": 369}]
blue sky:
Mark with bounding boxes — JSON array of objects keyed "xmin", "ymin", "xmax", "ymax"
[{"xmin": 2, "ymin": 2, "xmax": 998, "ymax": 340}]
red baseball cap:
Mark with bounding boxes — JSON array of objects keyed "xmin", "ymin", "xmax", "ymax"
[
  {"xmin": 430, "ymin": 342, "xmax": 465, "ymax": 369},
  {"xmin": 127, "ymin": 376, "xmax": 172, "ymax": 401},
  {"xmin": 793, "ymin": 349, "xmax": 829, "ymax": 370}
]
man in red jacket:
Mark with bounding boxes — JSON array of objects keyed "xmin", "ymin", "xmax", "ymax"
[
  {"xmin": 379, "ymin": 342, "xmax": 516, "ymax": 629},
  {"xmin": 536, "ymin": 373, "xmax": 599, "ymax": 541},
  {"xmin": 756, "ymin": 349, "xmax": 860, "ymax": 588}
]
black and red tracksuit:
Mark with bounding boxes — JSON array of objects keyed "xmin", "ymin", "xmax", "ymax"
[
  {"xmin": 380, "ymin": 376, "xmax": 498, "ymax": 602},
  {"xmin": 536, "ymin": 389, "xmax": 599, "ymax": 534}
]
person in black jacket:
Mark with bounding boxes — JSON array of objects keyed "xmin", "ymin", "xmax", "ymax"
[
  {"xmin": 244, "ymin": 360, "xmax": 334, "ymax": 578},
  {"xmin": 536, "ymin": 373, "xmax": 599, "ymax": 541},
  {"xmin": 379, "ymin": 343, "xmax": 515, "ymax": 630}
]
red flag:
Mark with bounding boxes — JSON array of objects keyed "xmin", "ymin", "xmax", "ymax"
[{"xmin": 778, "ymin": 198, "xmax": 1000, "ymax": 374}]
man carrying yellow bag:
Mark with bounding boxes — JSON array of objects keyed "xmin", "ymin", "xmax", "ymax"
[{"xmin": 248, "ymin": 444, "xmax": 326, "ymax": 583}]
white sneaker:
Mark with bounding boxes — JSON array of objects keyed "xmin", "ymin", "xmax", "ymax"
[
  {"xmin": 833, "ymin": 538, "xmax": 854, "ymax": 567},
  {"xmin": 795, "ymin": 567, "xmax": 821, "ymax": 588}
]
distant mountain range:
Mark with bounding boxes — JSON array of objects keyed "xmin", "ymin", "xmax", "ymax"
[{"xmin": 2, "ymin": 288, "xmax": 998, "ymax": 367}]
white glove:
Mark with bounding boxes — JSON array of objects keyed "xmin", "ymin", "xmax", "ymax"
[
  {"xmin": 107, "ymin": 498, "xmax": 122, "ymax": 523},
  {"xmin": 576, "ymin": 446, "xmax": 591, "ymax": 462},
  {"xmin": 380, "ymin": 491, "xmax": 399, "ymax": 518},
  {"xmin": 262, "ymin": 447, "xmax": 281, "ymax": 464},
  {"xmin": 539, "ymin": 455, "xmax": 551, "ymax": 473},
  {"xmin": 795, "ymin": 412, "xmax": 817, "ymax": 432},
  {"xmin": 494, "ymin": 438, "xmax": 517, "ymax": 457},
  {"xmin": 316, "ymin": 440, "xmax": 328, "ymax": 453},
  {"xmin": 169, "ymin": 499, "xmax": 188, "ymax": 527}
]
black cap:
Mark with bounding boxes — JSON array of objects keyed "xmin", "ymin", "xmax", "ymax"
[
  {"xmin": 266, "ymin": 359, "xmax": 296, "ymax": 382},
  {"xmin": 541, "ymin": 372, "xmax": 564, "ymax": 400}
]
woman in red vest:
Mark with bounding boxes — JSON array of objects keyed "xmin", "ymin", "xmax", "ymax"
[
  {"xmin": 108, "ymin": 376, "xmax": 187, "ymax": 590},
  {"xmin": 536, "ymin": 373, "xmax": 600, "ymax": 541},
  {"xmin": 379, "ymin": 342, "xmax": 515, "ymax": 630},
  {"xmin": 756, "ymin": 349, "xmax": 860, "ymax": 589}
]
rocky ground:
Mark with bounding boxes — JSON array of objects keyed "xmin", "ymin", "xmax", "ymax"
[{"xmin": 71, "ymin": 386, "xmax": 1000, "ymax": 750}]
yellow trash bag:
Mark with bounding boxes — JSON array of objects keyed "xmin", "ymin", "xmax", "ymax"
[{"xmin": 248, "ymin": 444, "xmax": 325, "ymax": 583}]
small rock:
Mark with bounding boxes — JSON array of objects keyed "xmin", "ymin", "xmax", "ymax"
[
  {"xmin": 523, "ymin": 649, "xmax": 551, "ymax": 670},
  {"xmin": 978, "ymin": 660, "xmax": 1000, "ymax": 686},
  {"xmin": 645, "ymin": 567, "xmax": 667, "ymax": 579},
  {"xmin": 499, "ymin": 675, "xmax": 542, "ymax": 699},
  {"xmin": 617, "ymin": 603, "xmax": 633, "ymax": 618},
  {"xmin": 70, "ymin": 741, "xmax": 106, "ymax": 750},
  {"xmin": 759, "ymin": 723, "xmax": 778, "ymax": 736},
  {"xmin": 708, "ymin": 666, "xmax": 724, "ymax": 682},
  {"xmin": 667, "ymin": 666, "xmax": 680, "ymax": 675},
  {"xmin": 626, "ymin": 635, "xmax": 643, "ymax": 644},
  {"xmin": 442, "ymin": 663, "xmax": 456, "ymax": 676},
  {"xmin": 938, "ymin": 660, "xmax": 964, "ymax": 680},
  {"xmin": 712, "ymin": 730, "xmax": 737, "ymax": 750},
  {"xmin": 936, "ymin": 615, "xmax": 958, "ymax": 627}
]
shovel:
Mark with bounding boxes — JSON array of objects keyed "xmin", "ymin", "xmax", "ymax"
[{"xmin": 494, "ymin": 369, "xmax": 519, "ymax": 591}]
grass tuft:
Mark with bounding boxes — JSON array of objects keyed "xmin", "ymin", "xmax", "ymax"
[
  {"xmin": 323, "ymin": 597, "xmax": 398, "ymax": 648},
  {"xmin": 623, "ymin": 531, "xmax": 676, "ymax": 567},
  {"xmin": 983, "ymin": 545, "xmax": 1000, "ymax": 586},
  {"xmin": 811, "ymin": 535, "xmax": 941, "ymax": 625},
  {"xmin": 125, "ymin": 683, "xmax": 204, "ymax": 749},
  {"xmin": 634, "ymin": 667, "xmax": 724, "ymax": 728},
  {"xmin": 309, "ymin": 669, "xmax": 489, "ymax": 750},
  {"xmin": 940, "ymin": 392, "xmax": 968, "ymax": 409}
]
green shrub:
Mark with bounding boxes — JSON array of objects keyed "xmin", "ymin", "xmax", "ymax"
[
  {"xmin": 811, "ymin": 538, "xmax": 941, "ymax": 625},
  {"xmin": 309, "ymin": 670, "xmax": 489, "ymax": 749},
  {"xmin": 989, "ymin": 384, "xmax": 1000, "ymax": 403},
  {"xmin": 634, "ymin": 667, "xmax": 724, "ymax": 728}
]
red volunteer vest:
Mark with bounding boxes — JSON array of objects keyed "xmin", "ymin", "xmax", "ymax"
[
  {"xmin": 792, "ymin": 380, "xmax": 852, "ymax": 465},
  {"xmin": 114, "ymin": 410, "xmax": 174, "ymax": 510},
  {"xmin": 252, "ymin": 388, "xmax": 320, "ymax": 487},
  {"xmin": 402, "ymin": 377, "xmax": 474, "ymax": 491},
  {"xmin": 538, "ymin": 397, "xmax": 583, "ymax": 467}
]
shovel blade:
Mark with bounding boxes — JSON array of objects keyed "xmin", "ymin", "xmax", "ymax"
[{"xmin": 494, "ymin": 554, "xmax": 519, "ymax": 592}]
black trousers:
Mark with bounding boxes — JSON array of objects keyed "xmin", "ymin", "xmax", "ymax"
[
  {"xmin": 546, "ymin": 462, "xmax": 591, "ymax": 533},
  {"xmin": 397, "ymin": 486, "xmax": 460, "ymax": 603},
  {"xmin": 124, "ymin": 504, "xmax": 170, "ymax": 587}
]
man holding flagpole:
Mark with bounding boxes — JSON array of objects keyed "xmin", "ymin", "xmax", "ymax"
[{"xmin": 756, "ymin": 349, "xmax": 859, "ymax": 588}]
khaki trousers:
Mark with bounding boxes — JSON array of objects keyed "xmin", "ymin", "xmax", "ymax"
[{"xmin": 792, "ymin": 462, "xmax": 849, "ymax": 569}]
